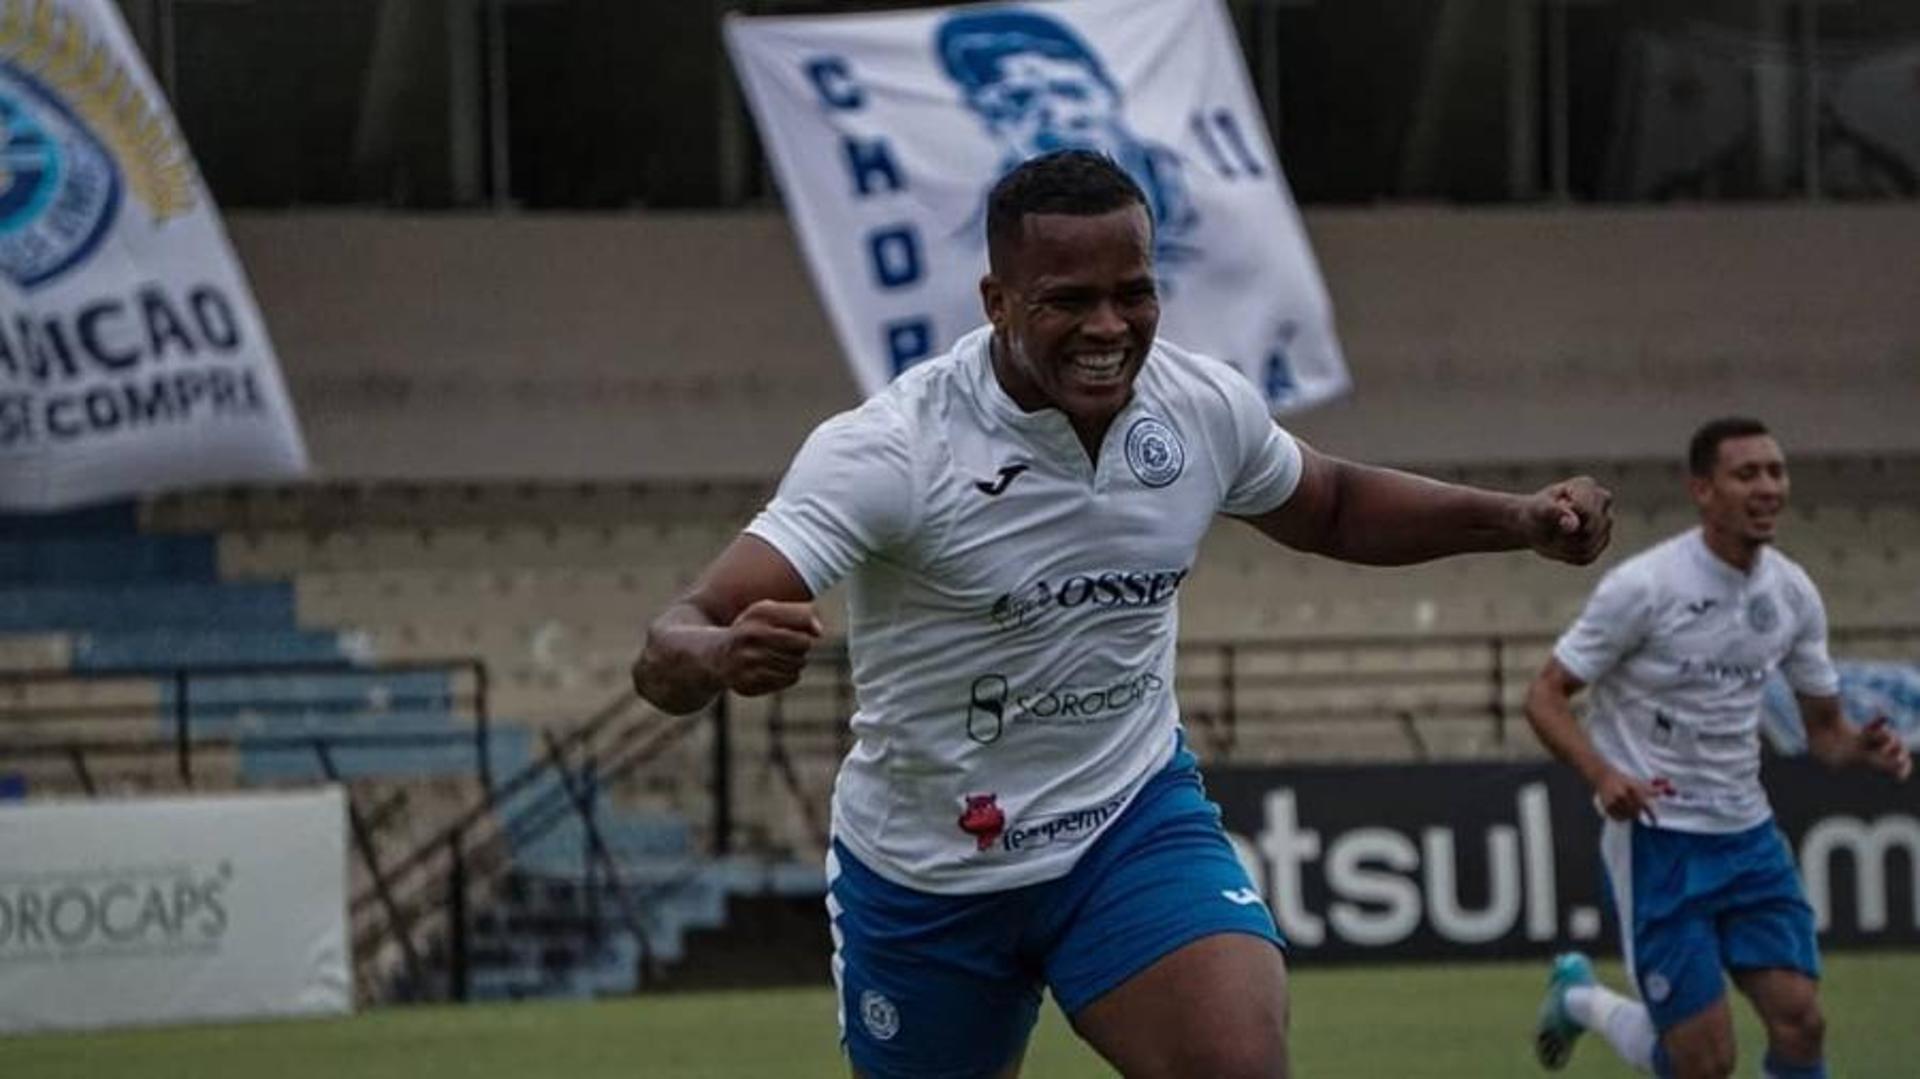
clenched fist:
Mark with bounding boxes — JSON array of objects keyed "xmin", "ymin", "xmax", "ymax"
[
  {"xmin": 720, "ymin": 599, "xmax": 824, "ymax": 696},
  {"xmin": 1525, "ymin": 476, "xmax": 1613, "ymax": 565}
]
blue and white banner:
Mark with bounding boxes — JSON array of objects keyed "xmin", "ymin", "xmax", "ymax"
[
  {"xmin": 726, "ymin": 0, "xmax": 1348, "ymax": 413},
  {"xmin": 1764, "ymin": 661, "xmax": 1920, "ymax": 755},
  {"xmin": 0, "ymin": 0, "xmax": 307, "ymax": 510}
]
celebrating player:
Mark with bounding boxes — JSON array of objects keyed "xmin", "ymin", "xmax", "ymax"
[
  {"xmin": 636, "ymin": 149, "xmax": 1612, "ymax": 1079},
  {"xmin": 1528, "ymin": 417, "xmax": 1910, "ymax": 1079}
]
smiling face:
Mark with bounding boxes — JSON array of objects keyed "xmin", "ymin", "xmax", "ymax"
[
  {"xmin": 1692, "ymin": 433, "xmax": 1790, "ymax": 557},
  {"xmin": 980, "ymin": 204, "xmax": 1159, "ymax": 447}
]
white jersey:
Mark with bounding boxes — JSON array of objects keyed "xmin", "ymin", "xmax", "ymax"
[
  {"xmin": 1554, "ymin": 528, "xmax": 1840, "ymax": 833},
  {"xmin": 747, "ymin": 326, "xmax": 1302, "ymax": 893}
]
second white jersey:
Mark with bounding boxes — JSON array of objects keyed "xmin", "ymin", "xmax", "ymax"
[
  {"xmin": 747, "ymin": 326, "xmax": 1302, "ymax": 893},
  {"xmin": 1554, "ymin": 529, "xmax": 1840, "ymax": 833}
]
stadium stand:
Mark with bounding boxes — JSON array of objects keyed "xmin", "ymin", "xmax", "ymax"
[
  {"xmin": 7, "ymin": 0, "xmax": 1916, "ymax": 1016},
  {"xmin": 0, "ymin": 493, "xmax": 827, "ymax": 1001},
  {"xmin": 66, "ymin": 453, "xmax": 1914, "ymax": 827},
  {"xmin": 11, "ymin": 446, "xmax": 1914, "ymax": 1004}
]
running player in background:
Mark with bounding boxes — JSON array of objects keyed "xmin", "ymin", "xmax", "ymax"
[
  {"xmin": 635, "ymin": 149, "xmax": 1612, "ymax": 1079},
  {"xmin": 1528, "ymin": 417, "xmax": 1910, "ymax": 1079}
]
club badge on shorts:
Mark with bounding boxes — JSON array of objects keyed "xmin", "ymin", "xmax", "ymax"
[
  {"xmin": 1124, "ymin": 417, "xmax": 1185, "ymax": 488},
  {"xmin": 859, "ymin": 989, "xmax": 900, "ymax": 1041}
]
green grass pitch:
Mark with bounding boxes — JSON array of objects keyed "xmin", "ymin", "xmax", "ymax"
[{"xmin": 6, "ymin": 953, "xmax": 1916, "ymax": 1077}]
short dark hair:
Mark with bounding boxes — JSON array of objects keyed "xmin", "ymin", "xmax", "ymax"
[
  {"xmin": 1688, "ymin": 416, "xmax": 1771, "ymax": 476},
  {"xmin": 985, "ymin": 150, "xmax": 1149, "ymax": 274}
]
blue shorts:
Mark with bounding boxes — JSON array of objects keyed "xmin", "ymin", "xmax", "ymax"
[
  {"xmin": 1600, "ymin": 818, "xmax": 1820, "ymax": 1032},
  {"xmin": 826, "ymin": 741, "xmax": 1284, "ymax": 1079}
]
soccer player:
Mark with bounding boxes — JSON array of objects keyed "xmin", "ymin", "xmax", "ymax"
[
  {"xmin": 634, "ymin": 149, "xmax": 1612, "ymax": 1079},
  {"xmin": 1527, "ymin": 417, "xmax": 1911, "ymax": 1079}
]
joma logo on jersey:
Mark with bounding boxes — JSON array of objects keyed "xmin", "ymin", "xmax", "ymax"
[
  {"xmin": 975, "ymin": 463, "xmax": 1029, "ymax": 496},
  {"xmin": 990, "ymin": 568, "xmax": 1190, "ymax": 629}
]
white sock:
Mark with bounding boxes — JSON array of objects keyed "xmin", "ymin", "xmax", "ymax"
[{"xmin": 1565, "ymin": 984, "xmax": 1658, "ymax": 1072}]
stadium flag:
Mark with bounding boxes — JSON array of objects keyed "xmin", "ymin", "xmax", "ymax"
[
  {"xmin": 726, "ymin": 0, "xmax": 1349, "ymax": 414},
  {"xmin": 0, "ymin": 0, "xmax": 308, "ymax": 511},
  {"xmin": 1762, "ymin": 660, "xmax": 1920, "ymax": 755}
]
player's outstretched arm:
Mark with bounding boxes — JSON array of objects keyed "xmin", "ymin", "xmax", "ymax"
[
  {"xmin": 632, "ymin": 535, "xmax": 822, "ymax": 715},
  {"xmin": 1526, "ymin": 658, "xmax": 1664, "ymax": 822},
  {"xmin": 1240, "ymin": 443, "xmax": 1612, "ymax": 566},
  {"xmin": 1798, "ymin": 694, "xmax": 1914, "ymax": 780}
]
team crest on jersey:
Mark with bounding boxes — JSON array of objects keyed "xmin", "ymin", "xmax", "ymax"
[
  {"xmin": 1124, "ymin": 416, "xmax": 1185, "ymax": 488},
  {"xmin": 0, "ymin": 10, "xmax": 197, "ymax": 291},
  {"xmin": 1746, "ymin": 594, "xmax": 1779, "ymax": 634},
  {"xmin": 859, "ymin": 989, "xmax": 900, "ymax": 1041}
]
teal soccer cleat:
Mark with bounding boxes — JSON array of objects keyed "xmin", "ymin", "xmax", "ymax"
[{"xmin": 1534, "ymin": 951, "xmax": 1596, "ymax": 1070}]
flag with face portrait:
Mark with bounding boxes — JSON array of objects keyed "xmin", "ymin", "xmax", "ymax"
[
  {"xmin": 0, "ymin": 0, "xmax": 307, "ymax": 510},
  {"xmin": 726, "ymin": 0, "xmax": 1348, "ymax": 414}
]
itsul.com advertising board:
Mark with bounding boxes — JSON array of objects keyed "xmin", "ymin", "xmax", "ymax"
[{"xmin": 1208, "ymin": 760, "xmax": 1919, "ymax": 962}]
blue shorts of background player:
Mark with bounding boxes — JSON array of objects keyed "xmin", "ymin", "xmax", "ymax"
[
  {"xmin": 827, "ymin": 738, "xmax": 1285, "ymax": 1079},
  {"xmin": 1605, "ymin": 819, "xmax": 1821, "ymax": 1066}
]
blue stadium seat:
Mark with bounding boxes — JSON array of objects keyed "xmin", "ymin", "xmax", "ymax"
[
  {"xmin": 128, "ymin": 667, "xmax": 492, "ymax": 783},
  {"xmin": 0, "ymin": 582, "xmax": 298, "ymax": 633},
  {"xmin": 0, "ymin": 534, "xmax": 219, "ymax": 585},
  {"xmin": 72, "ymin": 629, "xmax": 348, "ymax": 670},
  {"xmin": 0, "ymin": 501, "xmax": 140, "ymax": 539}
]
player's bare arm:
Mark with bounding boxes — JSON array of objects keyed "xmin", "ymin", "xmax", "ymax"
[
  {"xmin": 632, "ymin": 535, "xmax": 822, "ymax": 715},
  {"xmin": 1239, "ymin": 441, "xmax": 1612, "ymax": 566},
  {"xmin": 1797, "ymin": 694, "xmax": 1914, "ymax": 781},
  {"xmin": 1526, "ymin": 657, "xmax": 1664, "ymax": 822}
]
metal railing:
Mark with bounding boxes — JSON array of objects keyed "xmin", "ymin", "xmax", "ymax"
[
  {"xmin": 339, "ymin": 691, "xmax": 714, "ymax": 1003},
  {"xmin": 749, "ymin": 624, "xmax": 1920, "ymax": 852},
  {"xmin": 0, "ymin": 657, "xmax": 494, "ymax": 787},
  {"xmin": 0, "ymin": 662, "xmax": 710, "ymax": 1004},
  {"xmin": 6, "ymin": 622, "xmax": 1911, "ymax": 1002}
]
